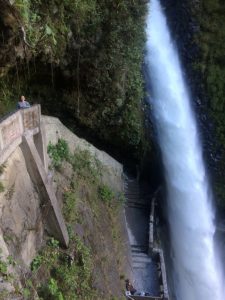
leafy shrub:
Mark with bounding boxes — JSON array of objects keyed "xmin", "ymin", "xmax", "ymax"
[
  {"xmin": 40, "ymin": 278, "xmax": 64, "ymax": 300},
  {"xmin": 36, "ymin": 235, "xmax": 96, "ymax": 299},
  {"xmin": 48, "ymin": 237, "xmax": 60, "ymax": 248},
  {"xmin": 31, "ymin": 254, "xmax": 43, "ymax": 272},
  {"xmin": 0, "ymin": 259, "xmax": 7, "ymax": 275},
  {"xmin": 98, "ymin": 184, "xmax": 114, "ymax": 203},
  {"xmin": 53, "ymin": 236, "xmax": 95, "ymax": 299},
  {"xmin": 47, "ymin": 139, "xmax": 70, "ymax": 168}
]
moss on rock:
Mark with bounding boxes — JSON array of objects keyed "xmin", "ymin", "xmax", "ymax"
[
  {"xmin": 194, "ymin": 0, "xmax": 225, "ymax": 207},
  {"xmin": 0, "ymin": 0, "xmax": 149, "ymax": 161}
]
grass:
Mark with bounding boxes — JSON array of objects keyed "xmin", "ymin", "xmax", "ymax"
[
  {"xmin": 28, "ymin": 235, "xmax": 96, "ymax": 300},
  {"xmin": 63, "ymin": 191, "xmax": 79, "ymax": 223},
  {"xmin": 98, "ymin": 184, "xmax": 115, "ymax": 204},
  {"xmin": 0, "ymin": 139, "xmax": 127, "ymax": 299},
  {"xmin": 33, "ymin": 139, "xmax": 128, "ymax": 299},
  {"xmin": 69, "ymin": 148, "xmax": 103, "ymax": 184},
  {"xmin": 47, "ymin": 138, "xmax": 70, "ymax": 169}
]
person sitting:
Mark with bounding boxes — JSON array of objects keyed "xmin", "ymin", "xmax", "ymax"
[
  {"xmin": 125, "ymin": 279, "xmax": 137, "ymax": 295},
  {"xmin": 17, "ymin": 95, "xmax": 30, "ymax": 109}
]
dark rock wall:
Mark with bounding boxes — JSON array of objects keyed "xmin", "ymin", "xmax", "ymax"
[
  {"xmin": 0, "ymin": 0, "xmax": 151, "ymax": 165},
  {"xmin": 160, "ymin": 0, "xmax": 225, "ymax": 209}
]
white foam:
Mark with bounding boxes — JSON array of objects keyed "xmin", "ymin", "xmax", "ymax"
[{"xmin": 145, "ymin": 0, "xmax": 224, "ymax": 299}]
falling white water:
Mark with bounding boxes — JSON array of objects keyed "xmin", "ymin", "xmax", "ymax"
[{"xmin": 145, "ymin": 0, "xmax": 224, "ymax": 299}]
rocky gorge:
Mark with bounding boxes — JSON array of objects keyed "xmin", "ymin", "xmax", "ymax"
[{"xmin": 0, "ymin": 0, "xmax": 225, "ymax": 299}]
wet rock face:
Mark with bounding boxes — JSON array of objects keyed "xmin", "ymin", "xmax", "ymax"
[
  {"xmin": 160, "ymin": 0, "xmax": 200, "ymax": 91},
  {"xmin": 159, "ymin": 0, "xmax": 222, "ymax": 201}
]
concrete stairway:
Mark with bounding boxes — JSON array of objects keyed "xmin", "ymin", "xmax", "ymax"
[
  {"xmin": 125, "ymin": 176, "xmax": 160, "ymax": 296},
  {"xmin": 125, "ymin": 178, "xmax": 148, "ymax": 209},
  {"xmin": 131, "ymin": 245, "xmax": 152, "ymax": 269}
]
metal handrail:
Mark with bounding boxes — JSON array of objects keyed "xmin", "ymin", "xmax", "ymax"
[{"xmin": 126, "ymin": 294, "xmax": 163, "ymax": 300}]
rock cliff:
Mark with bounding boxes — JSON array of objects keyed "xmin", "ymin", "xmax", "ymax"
[{"xmin": 0, "ymin": 116, "xmax": 131, "ymax": 299}]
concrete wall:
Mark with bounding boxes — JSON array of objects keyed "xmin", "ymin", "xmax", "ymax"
[
  {"xmin": 43, "ymin": 116, "xmax": 124, "ymax": 193},
  {"xmin": 0, "ymin": 107, "xmax": 128, "ymax": 297},
  {"xmin": 0, "ymin": 110, "xmax": 124, "ymax": 249},
  {"xmin": 0, "ymin": 105, "xmax": 41, "ymax": 165},
  {"xmin": 0, "ymin": 106, "xmax": 68, "ymax": 247},
  {"xmin": 0, "ymin": 147, "xmax": 44, "ymax": 294}
]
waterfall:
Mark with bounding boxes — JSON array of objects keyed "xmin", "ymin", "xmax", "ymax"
[{"xmin": 144, "ymin": 0, "xmax": 224, "ymax": 299}]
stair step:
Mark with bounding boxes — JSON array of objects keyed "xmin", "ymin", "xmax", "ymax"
[
  {"xmin": 126, "ymin": 204, "xmax": 147, "ymax": 208},
  {"xmin": 126, "ymin": 200, "xmax": 148, "ymax": 205},
  {"xmin": 132, "ymin": 252, "xmax": 150, "ymax": 258},
  {"xmin": 126, "ymin": 200, "xmax": 146, "ymax": 204},
  {"xmin": 133, "ymin": 262, "xmax": 152, "ymax": 269},
  {"xmin": 126, "ymin": 200, "xmax": 142, "ymax": 204},
  {"xmin": 125, "ymin": 191, "xmax": 139, "ymax": 195},
  {"xmin": 125, "ymin": 195, "xmax": 140, "ymax": 199},
  {"xmin": 126, "ymin": 205, "xmax": 148, "ymax": 210},
  {"xmin": 131, "ymin": 244, "xmax": 147, "ymax": 248},
  {"xmin": 132, "ymin": 257, "xmax": 152, "ymax": 264},
  {"xmin": 125, "ymin": 191, "xmax": 140, "ymax": 195},
  {"xmin": 126, "ymin": 197, "xmax": 145, "ymax": 202},
  {"xmin": 131, "ymin": 245, "xmax": 148, "ymax": 254},
  {"xmin": 125, "ymin": 185, "xmax": 139, "ymax": 189},
  {"xmin": 131, "ymin": 249, "xmax": 148, "ymax": 254}
]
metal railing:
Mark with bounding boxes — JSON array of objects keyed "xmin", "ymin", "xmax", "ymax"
[
  {"xmin": 126, "ymin": 295, "xmax": 163, "ymax": 300},
  {"xmin": 147, "ymin": 187, "xmax": 169, "ymax": 300}
]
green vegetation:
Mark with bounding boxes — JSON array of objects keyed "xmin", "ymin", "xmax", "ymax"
[
  {"xmin": 194, "ymin": 0, "xmax": 225, "ymax": 206},
  {"xmin": 98, "ymin": 184, "xmax": 115, "ymax": 204},
  {"xmin": 28, "ymin": 236, "xmax": 95, "ymax": 300},
  {"xmin": 20, "ymin": 139, "xmax": 127, "ymax": 299},
  {"xmin": 0, "ymin": 137, "xmax": 126, "ymax": 299},
  {"xmin": 47, "ymin": 138, "xmax": 70, "ymax": 168},
  {"xmin": 0, "ymin": 0, "xmax": 149, "ymax": 160},
  {"xmin": 0, "ymin": 258, "xmax": 8, "ymax": 275},
  {"xmin": 71, "ymin": 0, "xmax": 147, "ymax": 155},
  {"xmin": 0, "ymin": 249, "xmax": 16, "ymax": 282},
  {"xmin": 30, "ymin": 254, "xmax": 43, "ymax": 272},
  {"xmin": 0, "ymin": 78, "xmax": 24, "ymax": 116},
  {"xmin": 14, "ymin": 0, "xmax": 69, "ymax": 55},
  {"xmin": 40, "ymin": 278, "xmax": 64, "ymax": 300},
  {"xmin": 70, "ymin": 148, "xmax": 103, "ymax": 184}
]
